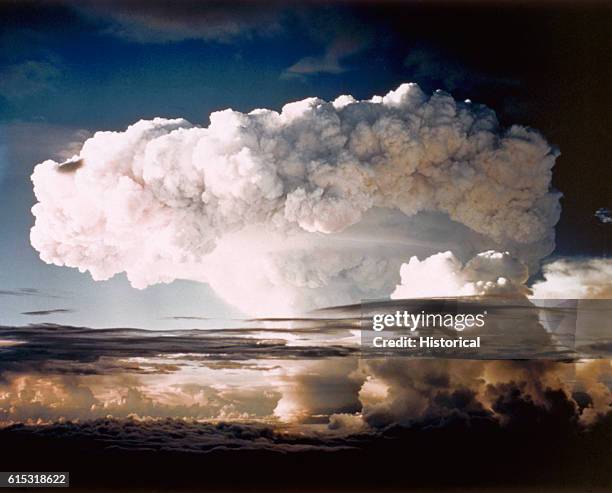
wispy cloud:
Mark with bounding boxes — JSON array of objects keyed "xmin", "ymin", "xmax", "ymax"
[
  {"xmin": 21, "ymin": 308, "xmax": 75, "ymax": 316},
  {"xmin": 70, "ymin": 0, "xmax": 284, "ymax": 43},
  {"xmin": 0, "ymin": 288, "xmax": 64, "ymax": 300},
  {"xmin": 0, "ymin": 323, "xmax": 357, "ymax": 376},
  {"xmin": 283, "ymin": 35, "xmax": 368, "ymax": 78},
  {"xmin": 0, "ymin": 60, "xmax": 61, "ymax": 101}
]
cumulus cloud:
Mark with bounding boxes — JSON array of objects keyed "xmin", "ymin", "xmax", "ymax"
[
  {"xmin": 357, "ymin": 358, "xmax": 611, "ymax": 430},
  {"xmin": 0, "ymin": 320, "xmax": 609, "ymax": 443},
  {"xmin": 274, "ymin": 358, "xmax": 364, "ymax": 423},
  {"xmin": 391, "ymin": 250, "xmax": 530, "ymax": 299},
  {"xmin": 390, "ymin": 253, "xmax": 612, "ymax": 359},
  {"xmin": 31, "ymin": 83, "xmax": 560, "ymax": 315},
  {"xmin": 532, "ymin": 258, "xmax": 612, "ymax": 299},
  {"xmin": 0, "ymin": 373, "xmax": 281, "ymax": 425}
]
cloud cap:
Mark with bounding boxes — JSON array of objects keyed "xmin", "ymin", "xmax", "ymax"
[{"xmin": 30, "ymin": 83, "xmax": 561, "ymax": 315}]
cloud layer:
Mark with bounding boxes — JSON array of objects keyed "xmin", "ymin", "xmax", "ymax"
[{"xmin": 0, "ymin": 320, "xmax": 609, "ymax": 425}]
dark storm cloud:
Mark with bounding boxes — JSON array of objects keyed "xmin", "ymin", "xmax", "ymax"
[
  {"xmin": 1, "ymin": 417, "xmax": 358, "ymax": 455},
  {"xmin": 357, "ymin": 358, "xmax": 601, "ymax": 430},
  {"xmin": 0, "ymin": 403, "xmax": 610, "ymax": 490}
]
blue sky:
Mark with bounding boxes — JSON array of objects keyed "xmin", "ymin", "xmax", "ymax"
[
  {"xmin": 0, "ymin": 1, "xmax": 609, "ymax": 328},
  {"xmin": 0, "ymin": 2, "xmax": 393, "ymax": 328}
]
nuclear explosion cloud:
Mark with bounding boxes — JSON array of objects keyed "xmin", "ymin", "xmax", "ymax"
[
  {"xmin": 391, "ymin": 250, "xmax": 530, "ymax": 299},
  {"xmin": 30, "ymin": 83, "xmax": 561, "ymax": 315}
]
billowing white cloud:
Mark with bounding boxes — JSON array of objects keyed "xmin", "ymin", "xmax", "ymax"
[
  {"xmin": 391, "ymin": 250, "xmax": 530, "ymax": 299},
  {"xmin": 31, "ymin": 83, "xmax": 560, "ymax": 315}
]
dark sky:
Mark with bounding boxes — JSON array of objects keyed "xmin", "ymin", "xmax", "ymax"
[{"xmin": 0, "ymin": 0, "xmax": 610, "ymax": 325}]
